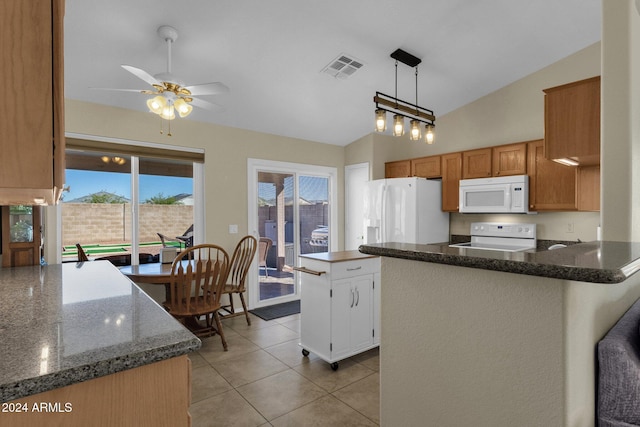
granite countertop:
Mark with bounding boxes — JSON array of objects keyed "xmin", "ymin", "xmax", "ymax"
[
  {"xmin": 0, "ymin": 261, "xmax": 201, "ymax": 402},
  {"xmin": 359, "ymin": 241, "xmax": 640, "ymax": 284}
]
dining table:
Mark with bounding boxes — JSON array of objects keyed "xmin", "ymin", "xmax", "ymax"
[{"xmin": 119, "ymin": 261, "xmax": 189, "ymax": 300}]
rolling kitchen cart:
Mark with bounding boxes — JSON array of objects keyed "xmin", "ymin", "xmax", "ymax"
[{"xmin": 295, "ymin": 251, "xmax": 380, "ymax": 370}]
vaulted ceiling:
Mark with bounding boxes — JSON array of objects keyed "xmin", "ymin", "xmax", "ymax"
[{"xmin": 64, "ymin": 0, "xmax": 601, "ymax": 146}]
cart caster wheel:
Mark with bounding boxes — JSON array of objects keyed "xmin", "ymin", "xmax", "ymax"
[
  {"xmin": 302, "ymin": 349, "xmax": 310, "ymax": 357},
  {"xmin": 330, "ymin": 362, "xmax": 339, "ymax": 371}
]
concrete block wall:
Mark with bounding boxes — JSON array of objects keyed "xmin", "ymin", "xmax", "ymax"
[{"xmin": 62, "ymin": 203, "xmax": 193, "ymax": 246}]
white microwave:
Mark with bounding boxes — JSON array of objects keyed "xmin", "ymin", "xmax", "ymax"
[{"xmin": 459, "ymin": 175, "xmax": 529, "ymax": 213}]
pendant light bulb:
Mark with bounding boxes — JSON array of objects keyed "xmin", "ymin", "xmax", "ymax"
[
  {"xmin": 425, "ymin": 124, "xmax": 435, "ymax": 144},
  {"xmin": 375, "ymin": 109, "xmax": 387, "ymax": 132},
  {"xmin": 393, "ymin": 115, "xmax": 404, "ymax": 137},
  {"xmin": 409, "ymin": 120, "xmax": 422, "ymax": 141}
]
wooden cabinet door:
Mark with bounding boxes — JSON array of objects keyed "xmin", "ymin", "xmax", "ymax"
[
  {"xmin": 441, "ymin": 153, "xmax": 462, "ymax": 212},
  {"xmin": 544, "ymin": 76, "xmax": 600, "ymax": 165},
  {"xmin": 0, "ymin": 0, "xmax": 65, "ymax": 205},
  {"xmin": 577, "ymin": 165, "xmax": 600, "ymax": 211},
  {"xmin": 462, "ymin": 148, "xmax": 492, "ymax": 179},
  {"xmin": 527, "ymin": 140, "xmax": 577, "ymax": 211},
  {"xmin": 385, "ymin": 160, "xmax": 411, "ymax": 178},
  {"xmin": 411, "ymin": 156, "xmax": 441, "ymax": 178},
  {"xmin": 492, "ymin": 143, "xmax": 527, "ymax": 176}
]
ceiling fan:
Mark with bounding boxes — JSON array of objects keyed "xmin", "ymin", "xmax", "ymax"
[{"xmin": 95, "ymin": 25, "xmax": 229, "ymax": 133}]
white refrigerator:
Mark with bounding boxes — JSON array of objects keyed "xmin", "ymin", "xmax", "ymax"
[{"xmin": 363, "ymin": 177, "xmax": 449, "ymax": 244}]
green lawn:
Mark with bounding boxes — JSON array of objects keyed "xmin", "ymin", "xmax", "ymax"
[{"xmin": 62, "ymin": 241, "xmax": 180, "ymax": 257}]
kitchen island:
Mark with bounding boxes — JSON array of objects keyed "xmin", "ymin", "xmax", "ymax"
[
  {"xmin": 0, "ymin": 261, "xmax": 200, "ymax": 427},
  {"xmin": 359, "ymin": 241, "xmax": 640, "ymax": 427}
]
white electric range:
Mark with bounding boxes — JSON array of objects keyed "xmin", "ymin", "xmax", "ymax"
[{"xmin": 449, "ymin": 222, "xmax": 537, "ymax": 252}]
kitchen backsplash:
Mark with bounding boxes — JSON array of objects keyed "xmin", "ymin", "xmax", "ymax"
[{"xmin": 449, "ymin": 211, "xmax": 600, "ymax": 242}]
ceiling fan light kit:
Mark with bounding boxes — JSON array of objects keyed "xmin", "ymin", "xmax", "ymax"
[
  {"xmin": 94, "ymin": 25, "xmax": 229, "ymax": 136},
  {"xmin": 374, "ymin": 48, "xmax": 436, "ymax": 144}
]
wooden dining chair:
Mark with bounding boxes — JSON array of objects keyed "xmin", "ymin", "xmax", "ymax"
[
  {"xmin": 221, "ymin": 235, "xmax": 257, "ymax": 325},
  {"xmin": 258, "ymin": 237, "xmax": 272, "ymax": 277},
  {"xmin": 76, "ymin": 243, "xmax": 89, "ymax": 262},
  {"xmin": 163, "ymin": 244, "xmax": 230, "ymax": 350}
]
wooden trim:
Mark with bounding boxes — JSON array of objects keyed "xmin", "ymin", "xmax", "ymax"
[{"xmin": 66, "ymin": 137, "xmax": 205, "ymax": 163}]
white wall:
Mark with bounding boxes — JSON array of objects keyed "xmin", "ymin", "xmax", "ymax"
[{"xmin": 601, "ymin": 0, "xmax": 640, "ymax": 241}]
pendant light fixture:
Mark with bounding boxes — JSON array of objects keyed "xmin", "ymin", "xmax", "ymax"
[{"xmin": 373, "ymin": 49, "xmax": 436, "ymax": 144}]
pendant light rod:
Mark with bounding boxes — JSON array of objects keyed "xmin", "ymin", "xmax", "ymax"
[
  {"xmin": 415, "ymin": 67, "xmax": 419, "ymax": 114},
  {"xmin": 395, "ymin": 60, "xmax": 398, "ymax": 103}
]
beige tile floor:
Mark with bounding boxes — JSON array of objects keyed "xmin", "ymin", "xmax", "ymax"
[{"xmin": 189, "ymin": 312, "xmax": 380, "ymax": 426}]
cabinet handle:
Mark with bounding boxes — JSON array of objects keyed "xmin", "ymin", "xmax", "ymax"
[
  {"xmin": 346, "ymin": 266, "xmax": 362, "ymax": 271},
  {"xmin": 350, "ymin": 290, "xmax": 355, "ymax": 308},
  {"xmin": 355, "ymin": 288, "xmax": 360, "ymax": 306},
  {"xmin": 293, "ymin": 266, "xmax": 325, "ymax": 276}
]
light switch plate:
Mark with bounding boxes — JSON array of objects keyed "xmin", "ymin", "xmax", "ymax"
[{"xmin": 229, "ymin": 224, "xmax": 238, "ymax": 234}]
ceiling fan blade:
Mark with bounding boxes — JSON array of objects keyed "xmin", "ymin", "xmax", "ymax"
[
  {"xmin": 122, "ymin": 65, "xmax": 161, "ymax": 86},
  {"xmin": 90, "ymin": 87, "xmax": 151, "ymax": 93},
  {"xmin": 190, "ymin": 97, "xmax": 224, "ymax": 112},
  {"xmin": 184, "ymin": 82, "xmax": 230, "ymax": 96}
]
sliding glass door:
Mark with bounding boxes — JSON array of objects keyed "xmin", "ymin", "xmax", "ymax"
[
  {"xmin": 62, "ymin": 149, "xmax": 195, "ymax": 265},
  {"xmin": 248, "ymin": 159, "xmax": 337, "ymax": 309}
]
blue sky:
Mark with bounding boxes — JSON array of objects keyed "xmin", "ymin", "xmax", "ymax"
[
  {"xmin": 63, "ymin": 170, "xmax": 193, "ymax": 202},
  {"xmin": 64, "ymin": 170, "xmax": 329, "ymax": 203}
]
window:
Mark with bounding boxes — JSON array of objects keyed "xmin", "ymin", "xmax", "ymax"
[{"xmin": 59, "ymin": 136, "xmax": 203, "ymax": 266}]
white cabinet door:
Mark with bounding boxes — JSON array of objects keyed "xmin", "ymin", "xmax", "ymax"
[
  {"xmin": 330, "ymin": 278, "xmax": 354, "ymax": 361},
  {"xmin": 330, "ymin": 275, "xmax": 373, "ymax": 361},
  {"xmin": 350, "ymin": 275, "xmax": 373, "ymax": 353}
]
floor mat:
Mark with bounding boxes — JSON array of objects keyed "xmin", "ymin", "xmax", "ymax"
[{"xmin": 249, "ymin": 300, "xmax": 300, "ymax": 321}]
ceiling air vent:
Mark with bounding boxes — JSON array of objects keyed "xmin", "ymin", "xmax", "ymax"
[{"xmin": 322, "ymin": 54, "xmax": 364, "ymax": 79}]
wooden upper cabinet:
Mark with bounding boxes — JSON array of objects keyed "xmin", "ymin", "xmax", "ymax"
[
  {"xmin": 441, "ymin": 152, "xmax": 462, "ymax": 212},
  {"xmin": 0, "ymin": 0, "xmax": 65, "ymax": 205},
  {"xmin": 462, "ymin": 148, "xmax": 492, "ymax": 179},
  {"xmin": 411, "ymin": 155, "xmax": 441, "ymax": 178},
  {"xmin": 385, "ymin": 160, "xmax": 411, "ymax": 178},
  {"xmin": 543, "ymin": 76, "xmax": 600, "ymax": 166},
  {"xmin": 527, "ymin": 140, "xmax": 577, "ymax": 211},
  {"xmin": 492, "ymin": 143, "xmax": 527, "ymax": 176}
]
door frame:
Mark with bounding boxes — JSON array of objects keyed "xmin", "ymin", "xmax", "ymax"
[
  {"xmin": 344, "ymin": 162, "xmax": 369, "ymax": 251},
  {"xmin": 247, "ymin": 158, "xmax": 338, "ymax": 309}
]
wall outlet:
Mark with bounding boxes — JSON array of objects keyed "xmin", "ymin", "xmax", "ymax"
[
  {"xmin": 229, "ymin": 224, "xmax": 238, "ymax": 234},
  {"xmin": 567, "ymin": 222, "xmax": 574, "ymax": 233}
]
